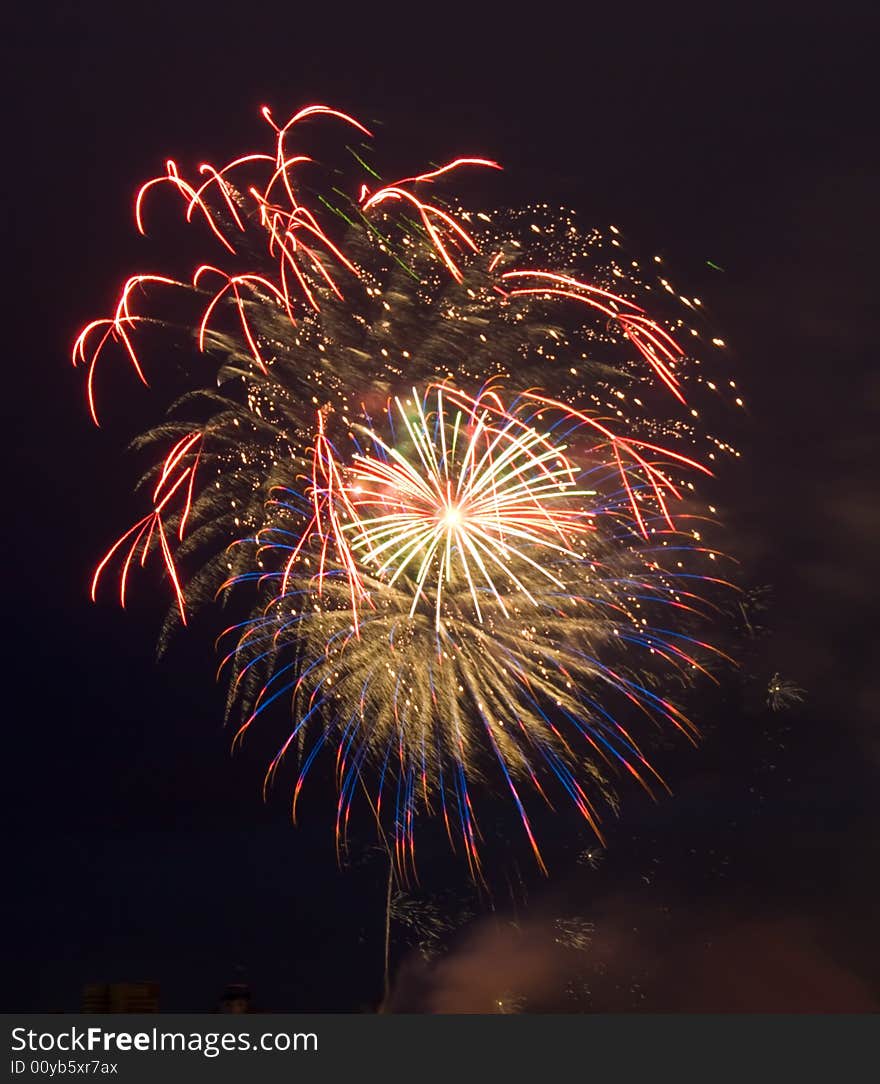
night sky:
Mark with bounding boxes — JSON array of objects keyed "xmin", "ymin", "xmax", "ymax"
[{"xmin": 5, "ymin": 8, "xmax": 879, "ymax": 1012}]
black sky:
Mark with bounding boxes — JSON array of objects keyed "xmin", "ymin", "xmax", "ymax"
[{"xmin": 4, "ymin": 7, "xmax": 879, "ymax": 1011}]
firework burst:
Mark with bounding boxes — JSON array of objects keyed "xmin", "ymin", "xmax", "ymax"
[
  {"xmin": 223, "ymin": 384, "xmax": 731, "ymax": 878},
  {"xmin": 74, "ymin": 104, "xmax": 741, "ymax": 876}
]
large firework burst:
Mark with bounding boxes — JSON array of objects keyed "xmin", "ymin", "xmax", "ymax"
[{"xmin": 74, "ymin": 104, "xmax": 741, "ymax": 875}]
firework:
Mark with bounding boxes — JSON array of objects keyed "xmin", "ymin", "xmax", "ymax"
[
  {"xmin": 553, "ymin": 918, "xmax": 595, "ymax": 951},
  {"xmin": 767, "ymin": 673, "xmax": 805, "ymax": 711},
  {"xmin": 73, "ymin": 104, "xmax": 741, "ymax": 875},
  {"xmin": 225, "ymin": 384, "xmax": 734, "ymax": 879}
]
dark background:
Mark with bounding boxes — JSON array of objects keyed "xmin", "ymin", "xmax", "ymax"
[{"xmin": 4, "ymin": 6, "xmax": 879, "ymax": 1012}]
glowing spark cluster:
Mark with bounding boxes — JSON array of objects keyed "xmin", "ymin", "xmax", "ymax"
[{"xmin": 343, "ymin": 386, "xmax": 595, "ymax": 628}]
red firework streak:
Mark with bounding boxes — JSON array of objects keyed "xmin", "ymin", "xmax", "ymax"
[{"xmin": 73, "ymin": 102, "xmax": 701, "ymax": 628}]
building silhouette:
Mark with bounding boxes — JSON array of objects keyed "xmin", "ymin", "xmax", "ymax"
[
  {"xmin": 217, "ymin": 981, "xmax": 252, "ymax": 1013},
  {"xmin": 81, "ymin": 982, "xmax": 160, "ymax": 1013}
]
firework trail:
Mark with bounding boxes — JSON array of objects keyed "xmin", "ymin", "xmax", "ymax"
[
  {"xmin": 767, "ymin": 673, "xmax": 805, "ymax": 711},
  {"xmin": 73, "ymin": 104, "xmax": 742, "ymax": 876}
]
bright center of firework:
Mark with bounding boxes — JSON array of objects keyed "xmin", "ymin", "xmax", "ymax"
[
  {"xmin": 441, "ymin": 504, "xmax": 463, "ymax": 529},
  {"xmin": 341, "ymin": 388, "xmax": 596, "ymax": 629}
]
